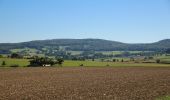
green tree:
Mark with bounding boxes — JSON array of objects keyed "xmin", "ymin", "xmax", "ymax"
[
  {"xmin": 11, "ymin": 53, "xmax": 22, "ymax": 58},
  {"xmin": 0, "ymin": 55, "xmax": 3, "ymax": 58},
  {"xmin": 112, "ymin": 59, "xmax": 116, "ymax": 62},
  {"xmin": 92, "ymin": 58, "xmax": 95, "ymax": 61},
  {"xmin": 57, "ymin": 58, "xmax": 64, "ymax": 65},
  {"xmin": 29, "ymin": 57, "xmax": 57, "ymax": 67},
  {"xmin": 156, "ymin": 59, "xmax": 160, "ymax": 63}
]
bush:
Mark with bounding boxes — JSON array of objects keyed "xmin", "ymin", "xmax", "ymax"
[
  {"xmin": 57, "ymin": 58, "xmax": 64, "ymax": 65},
  {"xmin": 11, "ymin": 53, "xmax": 22, "ymax": 58},
  {"xmin": 1, "ymin": 61, "xmax": 6, "ymax": 66},
  {"xmin": 0, "ymin": 55, "xmax": 3, "ymax": 58},
  {"xmin": 80, "ymin": 64, "xmax": 84, "ymax": 67},
  {"xmin": 106, "ymin": 64, "xmax": 110, "ymax": 66},
  {"xmin": 156, "ymin": 59, "xmax": 160, "ymax": 63},
  {"xmin": 112, "ymin": 59, "xmax": 116, "ymax": 62}
]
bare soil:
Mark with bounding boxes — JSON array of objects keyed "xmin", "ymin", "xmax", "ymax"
[{"xmin": 0, "ymin": 67, "xmax": 170, "ymax": 100}]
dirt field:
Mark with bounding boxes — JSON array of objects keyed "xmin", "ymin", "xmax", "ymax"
[{"xmin": 0, "ymin": 67, "xmax": 170, "ymax": 100}]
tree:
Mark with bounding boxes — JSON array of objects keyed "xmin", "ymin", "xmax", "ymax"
[
  {"xmin": 156, "ymin": 59, "xmax": 160, "ymax": 63},
  {"xmin": 0, "ymin": 55, "xmax": 3, "ymax": 58},
  {"xmin": 101, "ymin": 59, "xmax": 104, "ymax": 62},
  {"xmin": 116, "ymin": 59, "xmax": 119, "ymax": 62},
  {"xmin": 29, "ymin": 57, "xmax": 57, "ymax": 67},
  {"xmin": 2, "ymin": 61, "xmax": 6, "ymax": 66},
  {"xmin": 112, "ymin": 59, "xmax": 116, "ymax": 62},
  {"xmin": 11, "ymin": 53, "xmax": 22, "ymax": 58},
  {"xmin": 57, "ymin": 58, "xmax": 64, "ymax": 65},
  {"xmin": 92, "ymin": 58, "xmax": 95, "ymax": 61}
]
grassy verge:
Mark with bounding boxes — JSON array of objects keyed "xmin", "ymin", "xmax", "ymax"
[
  {"xmin": 156, "ymin": 96, "xmax": 170, "ymax": 100},
  {"xmin": 62, "ymin": 60, "xmax": 170, "ymax": 67}
]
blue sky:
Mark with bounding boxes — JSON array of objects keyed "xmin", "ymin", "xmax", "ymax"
[{"xmin": 0, "ymin": 0, "xmax": 170, "ymax": 43}]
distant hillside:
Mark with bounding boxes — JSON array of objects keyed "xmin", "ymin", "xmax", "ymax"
[{"xmin": 0, "ymin": 39, "xmax": 170, "ymax": 54}]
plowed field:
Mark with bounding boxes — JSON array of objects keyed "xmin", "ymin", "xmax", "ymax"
[{"xmin": 0, "ymin": 67, "xmax": 170, "ymax": 100}]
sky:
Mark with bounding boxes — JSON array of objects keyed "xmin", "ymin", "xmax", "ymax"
[{"xmin": 0, "ymin": 0, "xmax": 170, "ymax": 43}]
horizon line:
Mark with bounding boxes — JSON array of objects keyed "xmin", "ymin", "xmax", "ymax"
[{"xmin": 0, "ymin": 38, "xmax": 169, "ymax": 44}]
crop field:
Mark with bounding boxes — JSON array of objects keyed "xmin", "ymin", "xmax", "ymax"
[{"xmin": 0, "ymin": 67, "xmax": 170, "ymax": 100}]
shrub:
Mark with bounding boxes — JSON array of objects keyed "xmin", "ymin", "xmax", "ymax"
[
  {"xmin": 156, "ymin": 59, "xmax": 160, "ymax": 63},
  {"xmin": 112, "ymin": 59, "xmax": 116, "ymax": 62},
  {"xmin": 57, "ymin": 58, "xmax": 64, "ymax": 65},
  {"xmin": 0, "ymin": 55, "xmax": 3, "ymax": 58},
  {"xmin": 11, "ymin": 53, "xmax": 22, "ymax": 58},
  {"xmin": 80, "ymin": 64, "xmax": 84, "ymax": 67},
  {"xmin": 2, "ymin": 61, "xmax": 6, "ymax": 66},
  {"xmin": 106, "ymin": 64, "xmax": 110, "ymax": 66}
]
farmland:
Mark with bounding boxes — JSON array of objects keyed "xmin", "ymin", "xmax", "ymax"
[
  {"xmin": 0, "ymin": 40, "xmax": 170, "ymax": 100},
  {"xmin": 0, "ymin": 58, "xmax": 29, "ymax": 67},
  {"xmin": 1, "ymin": 0, "xmax": 170, "ymax": 99},
  {"xmin": 1, "ymin": 58, "xmax": 170, "ymax": 67},
  {"xmin": 0, "ymin": 67, "xmax": 170, "ymax": 100}
]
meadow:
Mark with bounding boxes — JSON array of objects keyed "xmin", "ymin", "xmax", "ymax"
[
  {"xmin": 62, "ymin": 60, "xmax": 170, "ymax": 67},
  {"xmin": 68, "ymin": 50, "xmax": 151, "ymax": 55},
  {"xmin": 1, "ymin": 58, "xmax": 170, "ymax": 68},
  {"xmin": 0, "ymin": 58, "xmax": 29, "ymax": 67}
]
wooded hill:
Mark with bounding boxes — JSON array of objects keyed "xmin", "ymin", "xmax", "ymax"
[{"xmin": 0, "ymin": 39, "xmax": 170, "ymax": 54}]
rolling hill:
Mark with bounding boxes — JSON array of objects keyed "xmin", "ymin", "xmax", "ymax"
[{"xmin": 0, "ymin": 39, "xmax": 170, "ymax": 54}]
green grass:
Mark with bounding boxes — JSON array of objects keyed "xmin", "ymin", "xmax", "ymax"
[
  {"xmin": 96, "ymin": 51, "xmax": 153, "ymax": 55},
  {"xmin": 96, "ymin": 51, "xmax": 122, "ymax": 55},
  {"xmin": 10, "ymin": 48, "xmax": 38, "ymax": 53},
  {"xmin": 0, "ymin": 58, "xmax": 170, "ymax": 68},
  {"xmin": 156, "ymin": 96, "xmax": 170, "ymax": 100},
  {"xmin": 156, "ymin": 55, "xmax": 170, "ymax": 59},
  {"xmin": 62, "ymin": 60, "xmax": 170, "ymax": 67},
  {"xmin": 155, "ymin": 55, "xmax": 170, "ymax": 64},
  {"xmin": 68, "ymin": 51, "xmax": 152, "ymax": 56},
  {"xmin": 0, "ymin": 58, "xmax": 29, "ymax": 67},
  {"xmin": 68, "ymin": 51, "xmax": 83, "ymax": 55}
]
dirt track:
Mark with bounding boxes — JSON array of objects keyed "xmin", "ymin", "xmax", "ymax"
[{"xmin": 0, "ymin": 67, "xmax": 170, "ymax": 100}]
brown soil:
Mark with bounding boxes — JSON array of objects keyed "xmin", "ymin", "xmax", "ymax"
[{"xmin": 0, "ymin": 67, "xmax": 170, "ymax": 100}]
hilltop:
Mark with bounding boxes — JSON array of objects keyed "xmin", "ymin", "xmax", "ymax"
[{"xmin": 0, "ymin": 39, "xmax": 170, "ymax": 54}]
